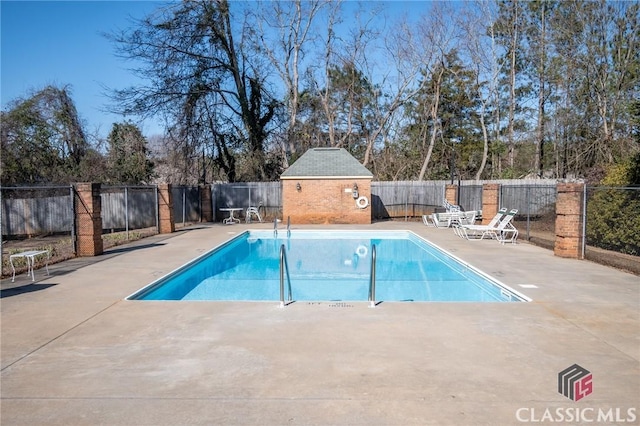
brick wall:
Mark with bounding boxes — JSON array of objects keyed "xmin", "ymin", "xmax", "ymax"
[
  {"xmin": 445, "ymin": 184, "xmax": 458, "ymax": 207},
  {"xmin": 554, "ymin": 183, "xmax": 584, "ymax": 259},
  {"xmin": 157, "ymin": 184, "xmax": 175, "ymax": 234},
  {"xmin": 200, "ymin": 184, "xmax": 213, "ymax": 222},
  {"xmin": 481, "ymin": 184, "xmax": 500, "ymax": 225},
  {"xmin": 282, "ymin": 178, "xmax": 372, "ymax": 224},
  {"xmin": 73, "ymin": 183, "xmax": 103, "ymax": 256}
]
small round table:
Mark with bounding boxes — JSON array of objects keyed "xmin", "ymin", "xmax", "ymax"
[{"xmin": 220, "ymin": 208, "xmax": 243, "ymax": 225}]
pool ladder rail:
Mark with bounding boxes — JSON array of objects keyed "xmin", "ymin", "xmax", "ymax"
[
  {"xmin": 279, "ymin": 244, "xmax": 293, "ymax": 307},
  {"xmin": 369, "ymin": 244, "xmax": 377, "ymax": 308},
  {"xmin": 278, "ymin": 243, "xmax": 378, "ymax": 308},
  {"xmin": 274, "ymin": 216, "xmax": 292, "ymax": 238}
]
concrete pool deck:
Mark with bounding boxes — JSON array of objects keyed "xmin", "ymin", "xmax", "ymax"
[{"xmin": 1, "ymin": 221, "xmax": 638, "ymax": 425}]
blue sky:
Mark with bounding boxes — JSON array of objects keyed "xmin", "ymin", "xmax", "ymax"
[
  {"xmin": 1, "ymin": 1, "xmax": 167, "ymax": 138},
  {"xmin": 1, "ymin": 1, "xmax": 434, "ymax": 141}
]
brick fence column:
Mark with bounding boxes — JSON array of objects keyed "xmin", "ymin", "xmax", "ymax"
[
  {"xmin": 554, "ymin": 183, "xmax": 585, "ymax": 259},
  {"xmin": 74, "ymin": 182, "xmax": 103, "ymax": 257},
  {"xmin": 157, "ymin": 184, "xmax": 175, "ymax": 234},
  {"xmin": 481, "ymin": 183, "xmax": 500, "ymax": 225},
  {"xmin": 200, "ymin": 184, "xmax": 213, "ymax": 222},
  {"xmin": 445, "ymin": 184, "xmax": 458, "ymax": 207}
]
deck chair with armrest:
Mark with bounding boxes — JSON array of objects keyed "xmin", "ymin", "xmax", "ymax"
[
  {"xmin": 422, "ymin": 212, "xmax": 446, "ymax": 228},
  {"xmin": 422, "ymin": 211, "xmax": 452, "ymax": 228},
  {"xmin": 454, "ymin": 208, "xmax": 509, "ymax": 240},
  {"xmin": 453, "ymin": 208, "xmax": 505, "ymax": 238},
  {"xmin": 443, "ymin": 198, "xmax": 461, "ymax": 213},
  {"xmin": 495, "ymin": 210, "xmax": 519, "ymax": 244},
  {"xmin": 457, "ymin": 210, "xmax": 481, "ymax": 226},
  {"xmin": 431, "ymin": 212, "xmax": 454, "ymax": 228},
  {"xmin": 465, "ymin": 208, "xmax": 517, "ymax": 243},
  {"xmin": 245, "ymin": 203, "xmax": 263, "ymax": 223}
]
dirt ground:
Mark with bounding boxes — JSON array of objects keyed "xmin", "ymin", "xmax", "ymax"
[{"xmin": 1, "ymin": 225, "xmax": 192, "ymax": 279}]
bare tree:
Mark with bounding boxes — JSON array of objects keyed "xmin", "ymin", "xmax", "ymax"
[
  {"xmin": 411, "ymin": 3, "xmax": 461, "ymax": 181},
  {"xmin": 458, "ymin": 1, "xmax": 501, "ymax": 180},
  {"xmin": 534, "ymin": 1, "xmax": 548, "ymax": 177},
  {"xmin": 107, "ymin": 0, "xmax": 277, "ymax": 182},
  {"xmin": 362, "ymin": 13, "xmax": 426, "ymax": 169},
  {"xmin": 252, "ymin": 0, "xmax": 326, "ymax": 166},
  {"xmin": 495, "ymin": 0, "xmax": 526, "ymax": 170},
  {"xmin": 313, "ymin": 0, "xmax": 342, "ymax": 148}
]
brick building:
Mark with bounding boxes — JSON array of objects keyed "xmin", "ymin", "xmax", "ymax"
[{"xmin": 281, "ymin": 148, "xmax": 373, "ymax": 224}]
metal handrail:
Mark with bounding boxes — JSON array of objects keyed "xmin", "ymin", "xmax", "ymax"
[
  {"xmin": 279, "ymin": 244, "xmax": 292, "ymax": 307},
  {"xmin": 368, "ymin": 244, "xmax": 377, "ymax": 308}
]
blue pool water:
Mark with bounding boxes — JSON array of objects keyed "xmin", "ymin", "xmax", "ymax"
[{"xmin": 127, "ymin": 230, "xmax": 529, "ymax": 302}]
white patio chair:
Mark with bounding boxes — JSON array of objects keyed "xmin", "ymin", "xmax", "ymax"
[{"xmin": 246, "ymin": 204, "xmax": 263, "ymax": 223}]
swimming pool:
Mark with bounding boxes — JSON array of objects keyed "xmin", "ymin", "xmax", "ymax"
[{"xmin": 128, "ymin": 230, "xmax": 529, "ymax": 303}]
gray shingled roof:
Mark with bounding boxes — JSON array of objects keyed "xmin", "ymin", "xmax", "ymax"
[{"xmin": 281, "ymin": 148, "xmax": 373, "ymax": 179}]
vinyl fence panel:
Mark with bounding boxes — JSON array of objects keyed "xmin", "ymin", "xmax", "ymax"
[
  {"xmin": 1, "ymin": 188, "xmax": 73, "ymax": 236},
  {"xmin": 371, "ymin": 181, "xmax": 447, "ymax": 219},
  {"xmin": 101, "ymin": 187, "xmax": 157, "ymax": 231},
  {"xmin": 500, "ymin": 184, "xmax": 557, "ymax": 216},
  {"xmin": 458, "ymin": 185, "xmax": 483, "ymax": 212},
  {"xmin": 212, "ymin": 182, "xmax": 282, "ymax": 221},
  {"xmin": 172, "ymin": 186, "xmax": 200, "ymax": 225}
]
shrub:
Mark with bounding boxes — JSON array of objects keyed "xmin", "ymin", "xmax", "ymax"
[{"xmin": 586, "ymin": 154, "xmax": 640, "ymax": 256}]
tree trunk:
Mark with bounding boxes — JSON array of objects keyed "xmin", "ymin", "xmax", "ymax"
[
  {"xmin": 418, "ymin": 68, "xmax": 444, "ymax": 181},
  {"xmin": 534, "ymin": 1, "xmax": 546, "ymax": 177}
]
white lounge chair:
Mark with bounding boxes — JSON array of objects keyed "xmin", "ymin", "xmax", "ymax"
[
  {"xmin": 468, "ymin": 209, "xmax": 518, "ymax": 244},
  {"xmin": 469, "ymin": 208, "xmax": 506, "ymax": 229},
  {"xmin": 495, "ymin": 211, "xmax": 519, "ymax": 244},
  {"xmin": 457, "ymin": 210, "xmax": 481, "ymax": 226},
  {"xmin": 422, "ymin": 212, "xmax": 449, "ymax": 227},
  {"xmin": 431, "ymin": 212, "xmax": 453, "ymax": 228},
  {"xmin": 443, "ymin": 198, "xmax": 461, "ymax": 213},
  {"xmin": 424, "ymin": 209, "xmax": 481, "ymax": 229},
  {"xmin": 455, "ymin": 208, "xmax": 513, "ymax": 241}
]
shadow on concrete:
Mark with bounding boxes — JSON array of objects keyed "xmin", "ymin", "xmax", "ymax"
[
  {"xmin": 1, "ymin": 283, "xmax": 57, "ymax": 298},
  {"xmin": 104, "ymin": 242, "xmax": 166, "ymax": 255},
  {"xmin": 175, "ymin": 226, "xmax": 209, "ymax": 231}
]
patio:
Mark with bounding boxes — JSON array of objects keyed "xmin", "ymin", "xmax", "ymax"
[{"xmin": 1, "ymin": 221, "xmax": 638, "ymax": 425}]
